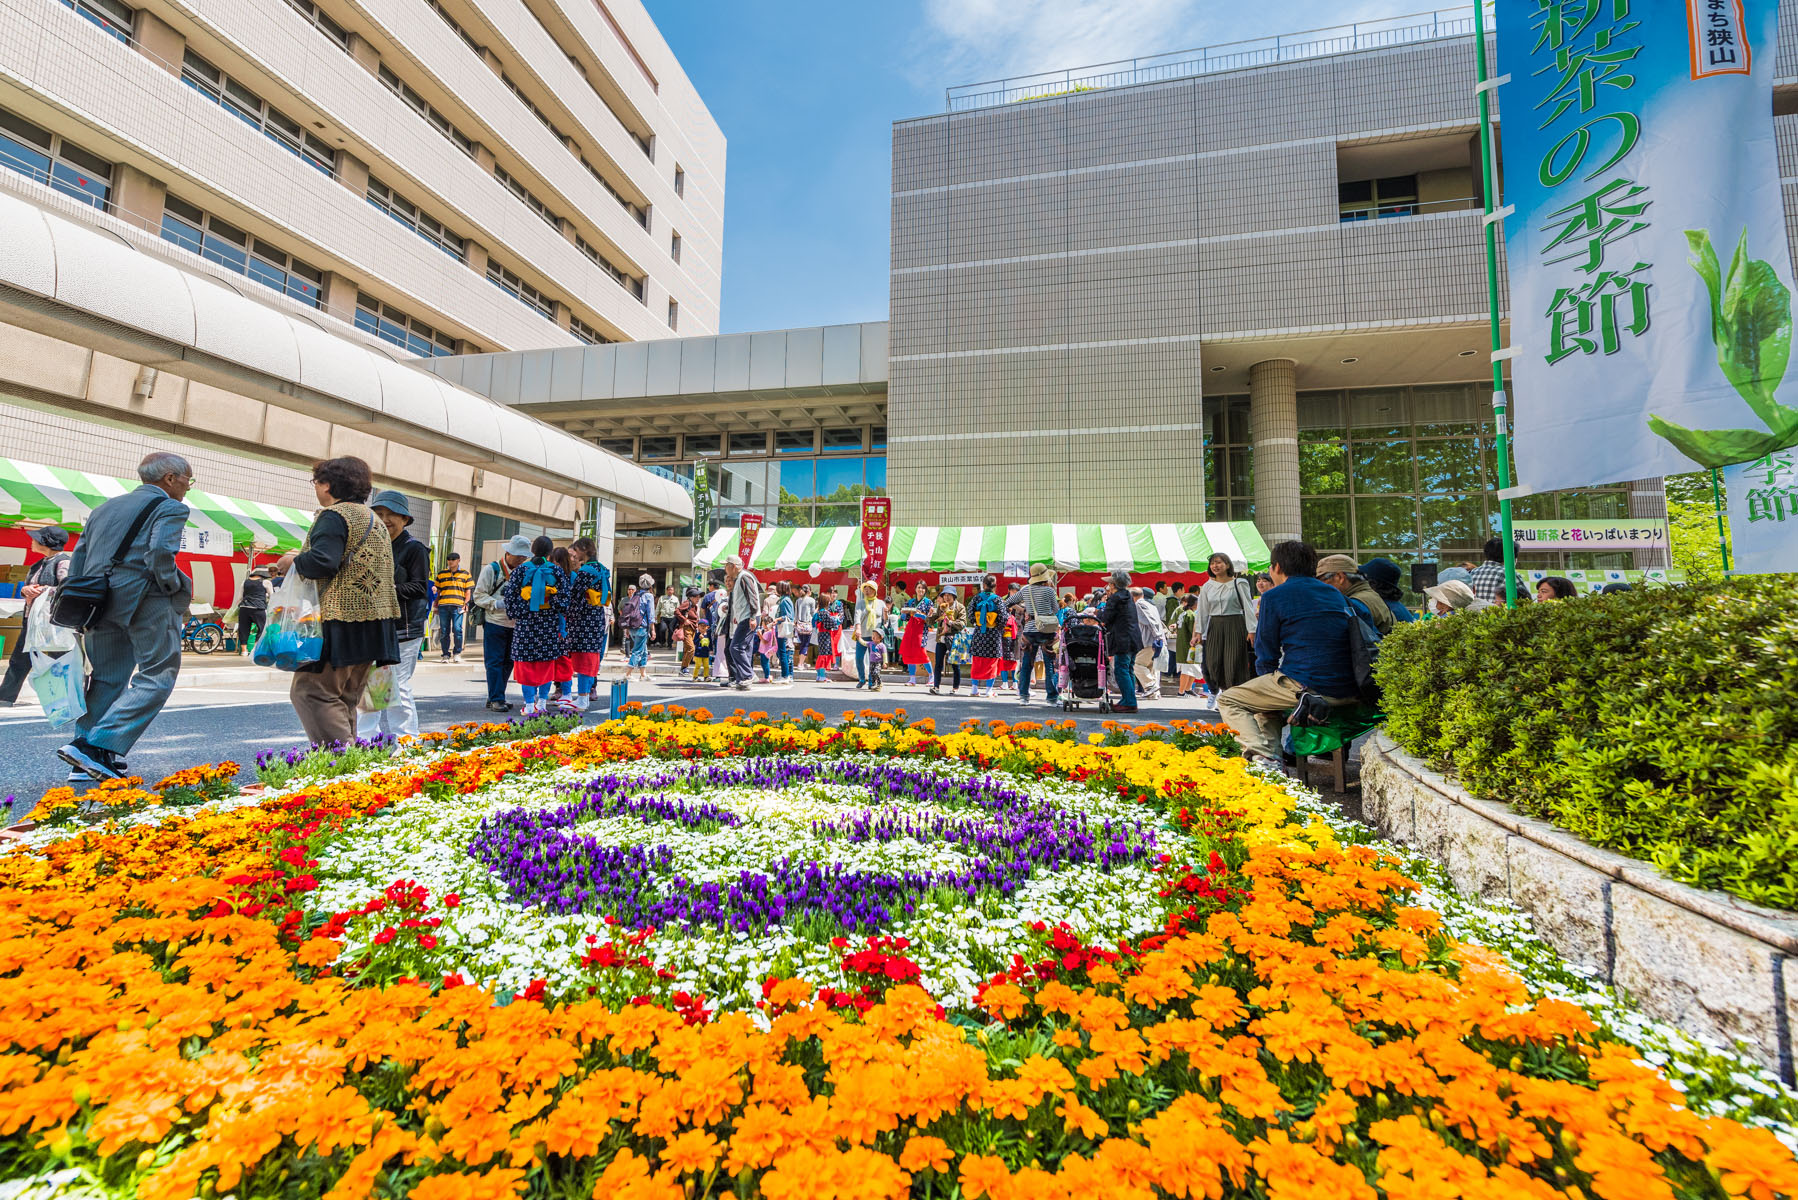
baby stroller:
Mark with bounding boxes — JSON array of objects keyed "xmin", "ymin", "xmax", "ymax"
[{"xmin": 1059, "ymin": 623, "xmax": 1108, "ymax": 712}]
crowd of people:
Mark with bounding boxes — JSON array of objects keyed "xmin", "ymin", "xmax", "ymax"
[{"xmin": 23, "ymin": 448, "xmax": 1634, "ymax": 779}]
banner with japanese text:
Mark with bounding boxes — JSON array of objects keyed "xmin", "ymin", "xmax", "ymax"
[
  {"xmin": 1723, "ymin": 450, "xmax": 1798, "ymax": 572},
  {"xmin": 1501, "ymin": 0, "xmax": 1798, "ymax": 493},
  {"xmin": 735, "ymin": 512, "xmax": 763, "ymax": 566},
  {"xmin": 691, "ymin": 463, "xmax": 710, "ymax": 553},
  {"xmin": 860, "ymin": 497, "xmax": 892, "ymax": 583}
]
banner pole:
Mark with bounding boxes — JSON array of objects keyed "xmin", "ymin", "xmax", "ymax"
[
  {"xmin": 1709, "ymin": 466, "xmax": 1733, "ymax": 574},
  {"xmin": 1472, "ymin": 1, "xmax": 1518, "ymax": 607}
]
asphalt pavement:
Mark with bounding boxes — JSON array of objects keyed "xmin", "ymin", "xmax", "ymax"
[{"xmin": 1, "ymin": 650, "xmax": 1220, "ymax": 818}]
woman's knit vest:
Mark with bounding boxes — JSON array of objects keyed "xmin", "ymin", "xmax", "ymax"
[{"xmin": 316, "ymin": 501, "xmax": 400, "ymax": 623}]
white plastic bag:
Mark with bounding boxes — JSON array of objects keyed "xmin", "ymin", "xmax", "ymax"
[
  {"xmin": 255, "ymin": 573, "xmax": 323, "ymax": 671},
  {"xmin": 358, "ymin": 665, "xmax": 396, "ymax": 713},
  {"xmin": 22, "ymin": 591, "xmax": 78, "ymax": 655},
  {"xmin": 30, "ymin": 644, "xmax": 86, "ymax": 729}
]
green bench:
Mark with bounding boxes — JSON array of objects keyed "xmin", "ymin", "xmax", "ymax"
[{"xmin": 1287, "ymin": 707, "xmax": 1384, "ymax": 793}]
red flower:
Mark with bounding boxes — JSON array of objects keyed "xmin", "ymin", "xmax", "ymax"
[
  {"xmin": 373, "ymin": 928, "xmax": 395, "ymax": 945},
  {"xmin": 416, "ymin": 934, "xmax": 439, "ymax": 950},
  {"xmin": 443, "ymin": 893, "xmax": 460, "ymax": 908}
]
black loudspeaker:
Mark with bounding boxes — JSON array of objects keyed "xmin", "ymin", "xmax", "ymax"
[{"xmin": 1411, "ymin": 562, "xmax": 1440, "ymax": 593}]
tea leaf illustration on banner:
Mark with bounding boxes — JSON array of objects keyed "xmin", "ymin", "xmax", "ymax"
[{"xmin": 1649, "ymin": 229, "xmax": 1798, "ymax": 465}]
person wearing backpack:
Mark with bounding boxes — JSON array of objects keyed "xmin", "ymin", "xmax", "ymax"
[
  {"xmin": 0, "ymin": 526, "xmax": 73, "ymax": 708},
  {"xmin": 501, "ymin": 536, "xmax": 569, "ymax": 718},
  {"xmin": 473, "ymin": 535, "xmax": 530, "ymax": 712},
  {"xmin": 55, "ymin": 453, "xmax": 194, "ymax": 781},
  {"xmin": 622, "ymin": 572, "xmax": 657, "ymax": 683},
  {"xmin": 1215, "ymin": 540, "xmax": 1358, "ymax": 773}
]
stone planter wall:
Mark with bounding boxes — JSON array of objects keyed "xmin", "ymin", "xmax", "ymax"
[{"xmin": 1360, "ymin": 734, "xmax": 1798, "ymax": 1083}]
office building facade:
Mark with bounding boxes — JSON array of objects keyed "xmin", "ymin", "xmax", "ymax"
[{"xmin": 0, "ymin": 0, "xmax": 716, "ymax": 571}]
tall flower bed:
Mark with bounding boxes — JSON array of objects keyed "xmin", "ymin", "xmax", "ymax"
[{"xmin": 1, "ymin": 708, "xmax": 1795, "ymax": 1199}]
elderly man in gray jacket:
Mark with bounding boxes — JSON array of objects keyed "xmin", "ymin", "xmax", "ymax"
[
  {"xmin": 722, "ymin": 554, "xmax": 760, "ymax": 691},
  {"xmin": 57, "ymin": 451, "xmax": 195, "ymax": 781}
]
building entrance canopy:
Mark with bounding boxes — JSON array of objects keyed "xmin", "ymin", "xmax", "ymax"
[{"xmin": 693, "ymin": 521, "xmax": 1269, "ymax": 576}]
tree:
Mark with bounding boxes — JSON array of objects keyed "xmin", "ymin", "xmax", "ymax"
[{"xmin": 1665, "ymin": 471, "xmax": 1733, "ymax": 582}]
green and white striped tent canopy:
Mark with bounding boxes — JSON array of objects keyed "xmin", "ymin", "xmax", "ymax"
[
  {"xmin": 693, "ymin": 521, "xmax": 1269, "ymax": 576},
  {"xmin": 0, "ymin": 457, "xmax": 313, "ymax": 553}
]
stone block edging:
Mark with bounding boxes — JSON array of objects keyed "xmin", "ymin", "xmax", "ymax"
[{"xmin": 1360, "ymin": 733, "xmax": 1798, "ymax": 1083}]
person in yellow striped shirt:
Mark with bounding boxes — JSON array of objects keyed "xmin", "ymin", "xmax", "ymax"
[{"xmin": 432, "ymin": 553, "xmax": 473, "ymax": 662}]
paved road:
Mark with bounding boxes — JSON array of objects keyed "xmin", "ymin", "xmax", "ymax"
[{"xmin": 1, "ymin": 658, "xmax": 1220, "ymax": 817}]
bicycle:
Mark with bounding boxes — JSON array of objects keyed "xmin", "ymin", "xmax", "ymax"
[{"xmin": 182, "ymin": 616, "xmax": 227, "ymax": 654}]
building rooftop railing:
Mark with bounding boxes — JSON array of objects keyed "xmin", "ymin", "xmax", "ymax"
[{"xmin": 944, "ymin": 4, "xmax": 1492, "ymax": 112}]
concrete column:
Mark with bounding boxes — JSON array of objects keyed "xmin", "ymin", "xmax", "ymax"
[
  {"xmin": 336, "ymin": 150, "xmax": 370, "ymax": 196},
  {"xmin": 475, "ymin": 144, "xmax": 497, "ymax": 173},
  {"xmin": 320, "ymin": 272, "xmax": 359, "ymax": 323},
  {"xmin": 448, "ymin": 500, "xmax": 477, "ymax": 567},
  {"xmin": 347, "ymin": 33, "xmax": 380, "ymax": 74},
  {"xmin": 1626, "ymin": 476, "xmax": 1672, "ymax": 569},
  {"xmin": 553, "ymin": 301, "xmax": 573, "ymax": 331},
  {"xmin": 481, "ymin": 49, "xmax": 504, "ymax": 77},
  {"xmin": 559, "ymin": 219, "xmax": 578, "ymax": 246},
  {"xmin": 1249, "ymin": 358, "xmax": 1302, "ymax": 547},
  {"xmin": 464, "ymin": 240, "xmax": 489, "ymax": 275},
  {"xmin": 111, "ymin": 164, "xmax": 165, "ymax": 233},
  {"xmin": 130, "ymin": 9, "xmax": 184, "ymax": 74}
]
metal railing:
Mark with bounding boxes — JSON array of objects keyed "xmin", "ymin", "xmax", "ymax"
[{"xmin": 945, "ymin": 4, "xmax": 1493, "ymax": 111}]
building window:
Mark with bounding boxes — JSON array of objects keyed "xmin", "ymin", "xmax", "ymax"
[
  {"xmin": 726, "ymin": 433, "xmax": 766, "ymax": 457},
  {"xmin": 869, "ymin": 426, "xmax": 887, "ymax": 451},
  {"xmin": 775, "ymin": 430, "xmax": 813, "ymax": 456},
  {"xmin": 377, "ymin": 65, "xmax": 476, "ymax": 159},
  {"xmin": 160, "ymin": 195, "xmax": 323, "ymax": 307},
  {"xmin": 0, "ymin": 109, "xmax": 112, "ymax": 211},
  {"xmin": 598, "ymin": 437, "xmax": 634, "ymax": 456},
  {"xmin": 423, "ymin": 0, "xmax": 482, "ymax": 53},
  {"xmin": 493, "ymin": 164, "xmax": 564, "ymax": 232},
  {"xmin": 669, "ymin": 231, "xmax": 681, "ymax": 264},
  {"xmin": 57, "ymin": 0, "xmax": 133, "ymax": 43},
  {"xmin": 673, "ymin": 165, "xmax": 684, "ymax": 197},
  {"xmin": 366, "ymin": 177, "xmax": 465, "ymax": 260},
  {"xmin": 1339, "ymin": 174, "xmax": 1419, "ymax": 221},
  {"xmin": 182, "ymin": 51, "xmax": 335, "ymax": 175},
  {"xmin": 820, "ymin": 427, "xmax": 861, "ymax": 454},
  {"xmin": 500, "ymin": 73, "xmax": 569, "ymax": 143},
  {"xmin": 485, "ymin": 259, "xmax": 556, "ymax": 321},
  {"xmin": 684, "ymin": 433, "xmax": 722, "ymax": 458},
  {"xmin": 283, "ymin": 0, "xmax": 348, "ymax": 49},
  {"xmin": 578, "ymin": 156, "xmax": 648, "ymax": 226},
  {"xmin": 569, "ymin": 315, "xmax": 613, "ymax": 345},
  {"xmin": 354, "ymin": 293, "xmax": 458, "ymax": 357},
  {"xmin": 573, "ymin": 233, "xmax": 644, "ymax": 300},
  {"xmin": 638, "ymin": 436, "xmax": 677, "ymax": 461},
  {"xmin": 666, "ymin": 298, "xmax": 678, "ymax": 329}
]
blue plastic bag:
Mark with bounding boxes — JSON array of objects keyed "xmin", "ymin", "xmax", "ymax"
[{"xmin": 258, "ymin": 574, "xmax": 323, "ymax": 671}]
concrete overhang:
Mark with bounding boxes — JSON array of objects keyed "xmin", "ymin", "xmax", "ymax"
[
  {"xmin": 426, "ymin": 322, "xmax": 889, "ymax": 439},
  {"xmin": 0, "ymin": 188, "xmax": 693, "ymax": 527}
]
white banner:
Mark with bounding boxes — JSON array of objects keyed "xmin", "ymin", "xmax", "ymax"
[
  {"xmin": 1501, "ymin": 0, "xmax": 1798, "ymax": 492},
  {"xmin": 1723, "ymin": 450, "xmax": 1798, "ymax": 573}
]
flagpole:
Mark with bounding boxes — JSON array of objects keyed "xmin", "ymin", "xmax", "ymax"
[
  {"xmin": 1472, "ymin": 0, "xmax": 1518, "ymax": 607},
  {"xmin": 1709, "ymin": 466, "xmax": 1733, "ymax": 574}
]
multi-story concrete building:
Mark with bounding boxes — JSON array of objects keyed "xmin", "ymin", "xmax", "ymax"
[
  {"xmin": 0, "ymin": 0, "xmax": 717, "ymax": 585},
  {"xmin": 444, "ymin": 7, "xmax": 1798, "ymax": 580}
]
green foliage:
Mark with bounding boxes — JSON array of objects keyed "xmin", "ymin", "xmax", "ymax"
[
  {"xmin": 1651, "ymin": 230, "xmax": 1798, "ymax": 465},
  {"xmin": 1375, "ymin": 577, "xmax": 1798, "ymax": 908},
  {"xmin": 1666, "ymin": 470, "xmax": 1733, "ymax": 584}
]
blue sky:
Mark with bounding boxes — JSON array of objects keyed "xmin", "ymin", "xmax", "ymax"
[{"xmin": 648, "ymin": 0, "xmax": 1396, "ymax": 334}]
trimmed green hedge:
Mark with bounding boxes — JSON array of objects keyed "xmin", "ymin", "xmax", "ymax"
[{"xmin": 1374, "ymin": 577, "xmax": 1798, "ymax": 909}]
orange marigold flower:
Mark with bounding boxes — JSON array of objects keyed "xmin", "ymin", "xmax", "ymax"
[
  {"xmin": 898, "ymin": 1135, "xmax": 953, "ymax": 1173},
  {"xmin": 959, "ymin": 1153, "xmax": 1011, "ymax": 1200},
  {"xmin": 661, "ymin": 1128, "xmax": 719, "ymax": 1176}
]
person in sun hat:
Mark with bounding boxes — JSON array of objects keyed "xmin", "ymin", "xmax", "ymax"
[
  {"xmin": 1424, "ymin": 578, "xmax": 1493, "ymax": 615},
  {"xmin": 1005, "ymin": 561, "xmax": 1061, "ymax": 706}
]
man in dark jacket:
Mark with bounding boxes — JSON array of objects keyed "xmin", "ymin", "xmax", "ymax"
[
  {"xmin": 1216, "ymin": 540, "xmax": 1357, "ymax": 770},
  {"xmin": 1099, "ymin": 569, "xmax": 1142, "ymax": 712},
  {"xmin": 236, "ymin": 569, "xmax": 269, "ymax": 656},
  {"xmin": 357, "ymin": 490, "xmax": 430, "ymax": 737}
]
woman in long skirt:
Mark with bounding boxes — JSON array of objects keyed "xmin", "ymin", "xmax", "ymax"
[
  {"xmin": 898, "ymin": 578, "xmax": 934, "ymax": 685},
  {"xmin": 1196, "ymin": 552, "xmax": 1255, "ymax": 698},
  {"xmin": 967, "ymin": 575, "xmax": 1005, "ymax": 698}
]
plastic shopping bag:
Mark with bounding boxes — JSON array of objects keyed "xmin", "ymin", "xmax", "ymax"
[
  {"xmin": 22, "ymin": 591, "xmax": 79, "ymax": 655},
  {"xmin": 358, "ymin": 665, "xmax": 396, "ymax": 713},
  {"xmin": 254, "ymin": 574, "xmax": 323, "ymax": 671},
  {"xmin": 30, "ymin": 645, "xmax": 86, "ymax": 730}
]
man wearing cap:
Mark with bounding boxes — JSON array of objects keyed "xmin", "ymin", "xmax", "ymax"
[
  {"xmin": 356, "ymin": 491, "xmax": 430, "ymax": 737},
  {"xmin": 433, "ymin": 552, "xmax": 472, "ymax": 663},
  {"xmin": 1316, "ymin": 554, "xmax": 1394, "ymax": 636},
  {"xmin": 474, "ymin": 534, "xmax": 531, "ymax": 711},
  {"xmin": 0, "ymin": 526, "xmax": 73, "ymax": 706},
  {"xmin": 1006, "ymin": 562, "xmax": 1062, "ymax": 706}
]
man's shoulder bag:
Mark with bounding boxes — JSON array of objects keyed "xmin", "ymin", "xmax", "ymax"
[{"xmin": 50, "ymin": 496, "xmax": 172, "ymax": 632}]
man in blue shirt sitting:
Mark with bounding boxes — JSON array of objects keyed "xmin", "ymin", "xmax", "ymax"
[{"xmin": 1216, "ymin": 539, "xmax": 1359, "ymax": 772}]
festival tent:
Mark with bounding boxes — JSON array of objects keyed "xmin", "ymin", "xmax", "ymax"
[
  {"xmin": 0, "ymin": 457, "xmax": 314, "ymax": 611},
  {"xmin": 692, "ymin": 521, "xmax": 1269, "ymax": 578}
]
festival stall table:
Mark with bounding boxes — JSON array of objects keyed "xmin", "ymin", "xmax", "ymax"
[{"xmin": 0, "ymin": 457, "xmax": 312, "ymax": 612}]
